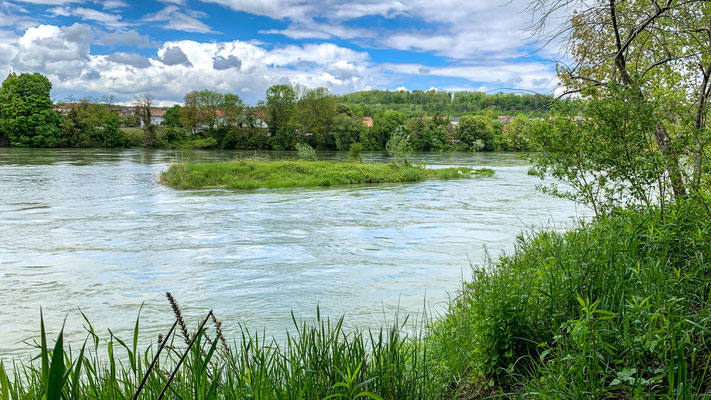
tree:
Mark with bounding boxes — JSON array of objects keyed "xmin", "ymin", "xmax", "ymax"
[
  {"xmin": 197, "ymin": 90, "xmax": 223, "ymax": 131},
  {"xmin": 97, "ymin": 111, "xmax": 126, "ymax": 148},
  {"xmin": 181, "ymin": 91, "xmax": 200, "ymax": 134},
  {"xmin": 162, "ymin": 105, "xmax": 183, "ymax": 128},
  {"xmin": 528, "ymin": 0, "xmax": 711, "ymax": 212},
  {"xmin": 373, "ymin": 110, "xmax": 407, "ymax": 149},
  {"xmin": 60, "ymin": 99, "xmax": 109, "ymax": 147},
  {"xmin": 0, "ymin": 72, "xmax": 61, "ymax": 147},
  {"xmin": 134, "ymin": 93, "xmax": 155, "ymax": 147},
  {"xmin": 331, "ymin": 113, "xmax": 360, "ymax": 151},
  {"xmin": 265, "ymin": 84, "xmax": 297, "ymax": 136},
  {"xmin": 456, "ymin": 115, "xmax": 493, "ymax": 151},
  {"xmin": 502, "ymin": 115, "xmax": 534, "ymax": 152},
  {"xmin": 298, "ymin": 87, "xmax": 338, "ymax": 148},
  {"xmin": 221, "ymin": 93, "xmax": 244, "ymax": 129}
]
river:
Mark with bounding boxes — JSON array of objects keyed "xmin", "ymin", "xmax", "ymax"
[{"xmin": 0, "ymin": 149, "xmax": 589, "ymax": 358}]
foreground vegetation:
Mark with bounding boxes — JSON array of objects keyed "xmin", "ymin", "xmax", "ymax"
[
  {"xmin": 3, "ymin": 198, "xmax": 710, "ymax": 399},
  {"xmin": 160, "ymin": 159, "xmax": 493, "ymax": 190}
]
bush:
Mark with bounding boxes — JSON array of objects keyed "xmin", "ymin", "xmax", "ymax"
[
  {"xmin": 348, "ymin": 142, "xmax": 363, "ymax": 162},
  {"xmin": 296, "ymin": 142, "xmax": 318, "ymax": 161},
  {"xmin": 385, "ymin": 126, "xmax": 412, "ymax": 162}
]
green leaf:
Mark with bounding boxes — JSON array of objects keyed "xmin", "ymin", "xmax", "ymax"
[{"xmin": 46, "ymin": 320, "xmax": 66, "ymax": 400}]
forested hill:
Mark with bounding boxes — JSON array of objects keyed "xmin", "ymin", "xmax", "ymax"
[{"xmin": 340, "ymin": 90, "xmax": 580, "ymax": 117}]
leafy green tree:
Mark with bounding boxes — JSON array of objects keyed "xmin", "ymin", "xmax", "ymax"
[
  {"xmin": 502, "ymin": 115, "xmax": 536, "ymax": 152},
  {"xmin": 456, "ymin": 115, "xmax": 493, "ymax": 151},
  {"xmin": 60, "ymin": 99, "xmax": 110, "ymax": 147},
  {"xmin": 221, "ymin": 93, "xmax": 244, "ymax": 129},
  {"xmin": 331, "ymin": 113, "xmax": 360, "ymax": 151},
  {"xmin": 531, "ymin": 0, "xmax": 711, "ymax": 208},
  {"xmin": 197, "ymin": 90, "xmax": 223, "ymax": 131},
  {"xmin": 0, "ymin": 72, "xmax": 61, "ymax": 147},
  {"xmin": 373, "ymin": 110, "xmax": 407, "ymax": 149},
  {"xmin": 295, "ymin": 142, "xmax": 318, "ymax": 160},
  {"xmin": 162, "ymin": 105, "xmax": 183, "ymax": 128},
  {"xmin": 265, "ymin": 84, "xmax": 297, "ymax": 136},
  {"xmin": 97, "ymin": 111, "xmax": 126, "ymax": 148},
  {"xmin": 407, "ymin": 118, "xmax": 432, "ymax": 151},
  {"xmin": 180, "ymin": 91, "xmax": 200, "ymax": 134},
  {"xmin": 431, "ymin": 125, "xmax": 453, "ymax": 151},
  {"xmin": 298, "ymin": 87, "xmax": 338, "ymax": 148}
]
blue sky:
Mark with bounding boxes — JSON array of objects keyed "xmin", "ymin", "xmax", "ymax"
[{"xmin": 0, "ymin": 0, "xmax": 561, "ymax": 105}]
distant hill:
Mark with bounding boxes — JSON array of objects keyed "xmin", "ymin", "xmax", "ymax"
[{"xmin": 340, "ymin": 90, "xmax": 580, "ymax": 117}]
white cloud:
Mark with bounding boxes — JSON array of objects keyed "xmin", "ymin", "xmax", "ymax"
[
  {"xmin": 100, "ymin": 0, "xmax": 128, "ymax": 8},
  {"xmin": 10, "ymin": 24, "xmax": 379, "ymax": 103},
  {"xmin": 14, "ymin": 23, "xmax": 92, "ymax": 78},
  {"xmin": 13, "ymin": 0, "xmax": 81, "ymax": 4},
  {"xmin": 201, "ymin": 0, "xmax": 535, "ymax": 60},
  {"xmin": 381, "ymin": 61, "xmax": 558, "ymax": 92},
  {"xmin": 48, "ymin": 6, "xmax": 128, "ymax": 28},
  {"xmin": 143, "ymin": 6, "xmax": 212, "ymax": 33}
]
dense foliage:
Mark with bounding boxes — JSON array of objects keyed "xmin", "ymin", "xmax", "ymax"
[
  {"xmin": 0, "ymin": 73, "xmax": 551, "ymax": 152},
  {"xmin": 530, "ymin": 0, "xmax": 711, "ymax": 213},
  {"xmin": 340, "ymin": 90, "xmax": 583, "ymax": 117},
  {"xmin": 0, "ymin": 73, "xmax": 61, "ymax": 147}
]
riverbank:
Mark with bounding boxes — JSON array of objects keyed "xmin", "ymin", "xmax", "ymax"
[
  {"xmin": 4, "ymin": 198, "xmax": 709, "ymax": 398},
  {"xmin": 160, "ymin": 159, "xmax": 494, "ymax": 190}
]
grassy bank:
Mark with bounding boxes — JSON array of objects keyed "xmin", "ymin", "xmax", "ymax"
[
  {"xmin": 3, "ymin": 199, "xmax": 710, "ymax": 399},
  {"xmin": 160, "ymin": 159, "xmax": 494, "ymax": 190}
]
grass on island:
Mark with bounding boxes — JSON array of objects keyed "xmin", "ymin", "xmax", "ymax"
[
  {"xmin": 160, "ymin": 159, "xmax": 495, "ymax": 190},
  {"xmin": 3, "ymin": 198, "xmax": 711, "ymax": 399}
]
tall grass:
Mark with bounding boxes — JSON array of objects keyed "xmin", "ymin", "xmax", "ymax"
[
  {"xmin": 430, "ymin": 198, "xmax": 711, "ymax": 397},
  {"xmin": 0, "ymin": 300, "xmax": 451, "ymax": 399},
  {"xmin": 159, "ymin": 160, "xmax": 491, "ymax": 190},
  {"xmin": 3, "ymin": 198, "xmax": 711, "ymax": 398}
]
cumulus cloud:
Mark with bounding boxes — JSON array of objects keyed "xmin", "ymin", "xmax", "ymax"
[
  {"xmin": 212, "ymin": 55, "xmax": 241, "ymax": 70},
  {"xmin": 108, "ymin": 52, "xmax": 151, "ymax": 68},
  {"xmin": 13, "ymin": 23, "xmax": 92, "ymax": 78},
  {"xmin": 159, "ymin": 46, "xmax": 192, "ymax": 66},
  {"xmin": 10, "ymin": 24, "xmax": 377, "ymax": 103}
]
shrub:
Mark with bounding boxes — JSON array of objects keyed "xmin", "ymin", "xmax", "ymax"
[
  {"xmin": 296, "ymin": 142, "xmax": 318, "ymax": 161},
  {"xmin": 348, "ymin": 142, "xmax": 363, "ymax": 162}
]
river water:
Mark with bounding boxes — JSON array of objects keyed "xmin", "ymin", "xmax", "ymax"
[{"xmin": 0, "ymin": 149, "xmax": 588, "ymax": 358}]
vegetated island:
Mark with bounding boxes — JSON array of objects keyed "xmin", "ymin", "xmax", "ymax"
[{"xmin": 160, "ymin": 159, "xmax": 494, "ymax": 190}]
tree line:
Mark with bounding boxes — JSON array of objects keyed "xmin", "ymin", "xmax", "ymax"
[
  {"xmin": 340, "ymin": 89, "xmax": 584, "ymax": 117},
  {"xmin": 0, "ymin": 73, "xmax": 545, "ymax": 152}
]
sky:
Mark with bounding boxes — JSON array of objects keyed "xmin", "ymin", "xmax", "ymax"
[{"xmin": 0, "ymin": 0, "xmax": 563, "ymax": 105}]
